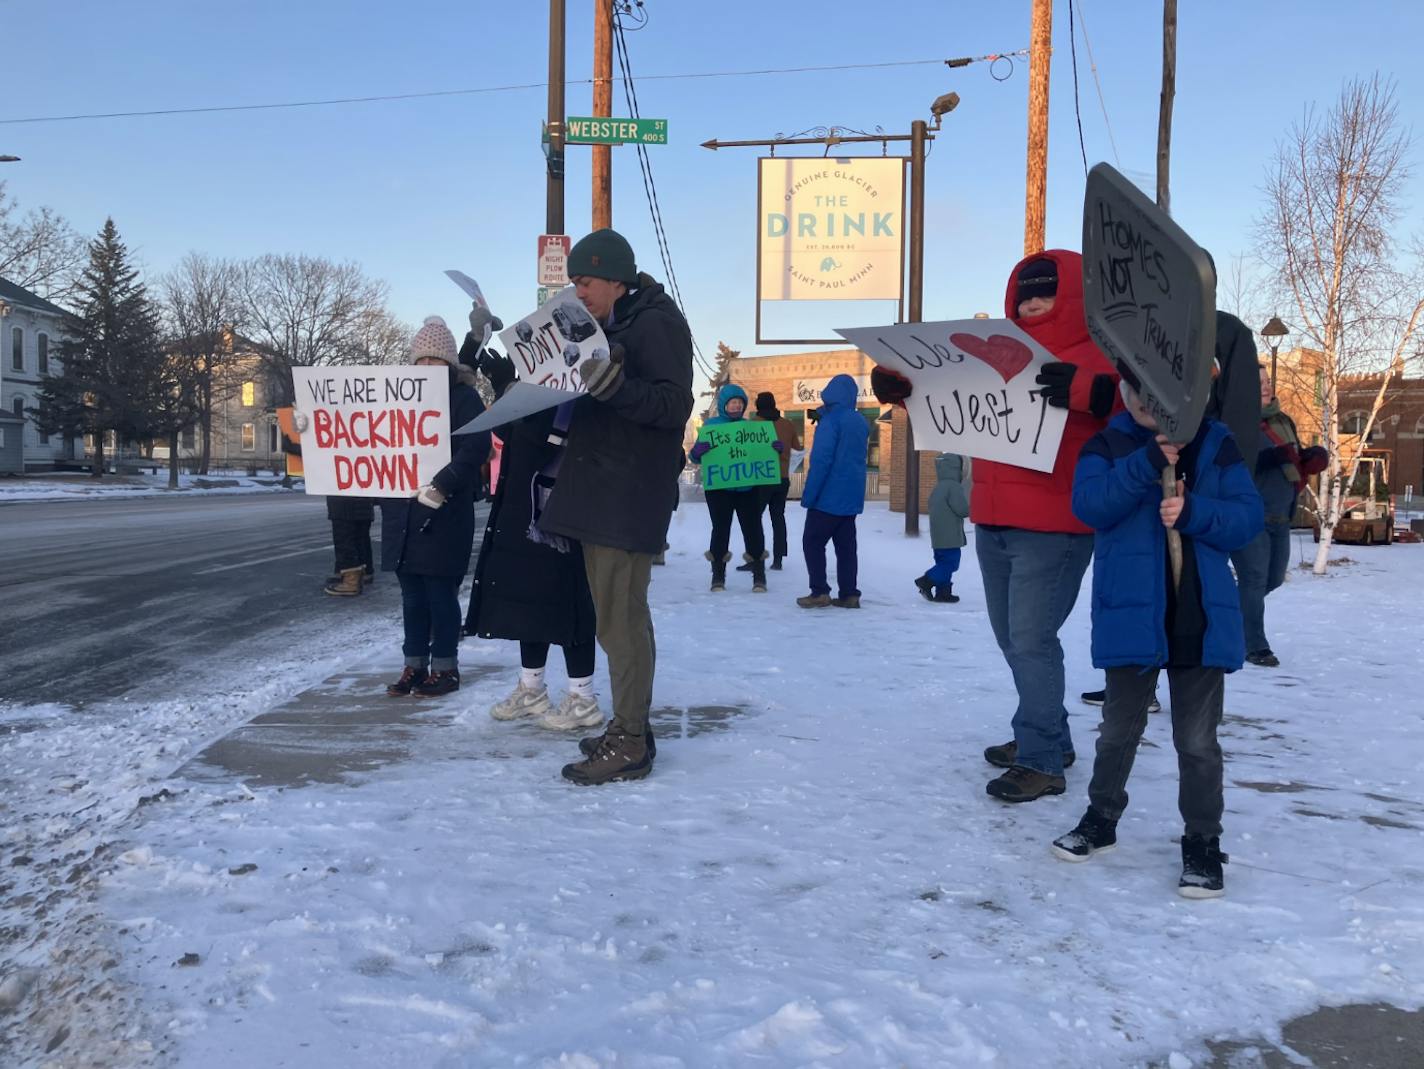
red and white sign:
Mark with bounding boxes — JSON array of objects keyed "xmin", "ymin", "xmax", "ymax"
[
  {"xmin": 292, "ymin": 366, "xmax": 450, "ymax": 497},
  {"xmin": 538, "ymin": 234, "xmax": 571, "ymax": 286}
]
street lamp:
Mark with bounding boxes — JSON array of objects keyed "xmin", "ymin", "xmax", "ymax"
[
  {"xmin": 1261, "ymin": 315, "xmax": 1289, "ymax": 391},
  {"xmin": 0, "ymin": 155, "xmax": 20, "ymax": 163}
]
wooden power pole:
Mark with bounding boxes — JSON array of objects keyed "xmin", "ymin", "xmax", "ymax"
[
  {"xmin": 546, "ymin": 0, "xmax": 566, "ymax": 235},
  {"xmin": 1023, "ymin": 0, "xmax": 1053, "ymax": 256},
  {"xmin": 1157, "ymin": 0, "xmax": 1176, "ymax": 216},
  {"xmin": 592, "ymin": 0, "xmax": 614, "ymax": 230}
]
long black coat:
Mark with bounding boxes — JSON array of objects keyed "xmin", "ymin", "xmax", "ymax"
[
  {"xmin": 1206, "ymin": 312, "xmax": 1261, "ymax": 466},
  {"xmin": 380, "ymin": 368, "xmax": 491, "ymax": 576},
  {"xmin": 539, "ymin": 275, "xmax": 694, "ymax": 554},
  {"xmin": 464, "ymin": 406, "xmax": 596, "ymax": 647}
]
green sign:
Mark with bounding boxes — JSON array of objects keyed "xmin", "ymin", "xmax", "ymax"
[
  {"xmin": 565, "ymin": 116, "xmax": 668, "ymax": 145},
  {"xmin": 696, "ymin": 420, "xmax": 781, "ymax": 491},
  {"xmin": 536, "ymin": 286, "xmax": 556, "ymax": 308}
]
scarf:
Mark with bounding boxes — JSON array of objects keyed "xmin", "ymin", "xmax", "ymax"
[
  {"xmin": 1260, "ymin": 400, "xmax": 1303, "ymax": 489},
  {"xmin": 527, "ymin": 401, "xmax": 575, "ymax": 553}
]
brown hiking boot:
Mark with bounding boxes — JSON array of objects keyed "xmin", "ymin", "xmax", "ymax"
[
  {"xmin": 562, "ymin": 728, "xmax": 652, "ymax": 785},
  {"xmin": 796, "ymin": 593, "xmax": 832, "ymax": 608},
  {"xmin": 983, "ymin": 740, "xmax": 1075, "ymax": 769},
  {"xmin": 830, "ymin": 595, "xmax": 861, "ymax": 609},
  {"xmin": 386, "ymin": 666, "xmax": 428, "ymax": 697},
  {"xmin": 324, "ymin": 567, "xmax": 364, "ymax": 597},
  {"xmin": 986, "ymin": 765, "xmax": 1067, "ymax": 803}
]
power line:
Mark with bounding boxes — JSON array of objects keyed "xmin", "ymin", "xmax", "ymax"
[
  {"xmin": 0, "ymin": 58, "xmax": 955, "ymax": 127},
  {"xmin": 1068, "ymin": 0, "xmax": 1089, "ymax": 176},
  {"xmin": 1074, "ymin": 0, "xmax": 1122, "ymax": 168},
  {"xmin": 613, "ymin": 13, "xmax": 715, "ymax": 380}
]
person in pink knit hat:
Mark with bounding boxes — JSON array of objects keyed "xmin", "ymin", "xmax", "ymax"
[{"xmin": 382, "ymin": 315, "xmax": 491, "ymax": 698}]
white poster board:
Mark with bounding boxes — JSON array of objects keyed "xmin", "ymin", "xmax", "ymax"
[
  {"xmin": 444, "ymin": 269, "xmax": 493, "ymax": 348},
  {"xmin": 292, "ymin": 366, "xmax": 450, "ymax": 497},
  {"xmin": 835, "ymin": 319, "xmax": 1068, "ymax": 473},
  {"xmin": 759, "ymin": 157, "xmax": 905, "ymax": 301}
]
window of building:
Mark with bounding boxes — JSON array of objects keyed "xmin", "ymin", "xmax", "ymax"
[
  {"xmin": 241, "ymin": 423, "xmax": 256, "ymax": 451},
  {"xmin": 37, "ymin": 401, "xmax": 48, "ymax": 445},
  {"xmin": 38, "ymin": 333, "xmax": 49, "ymax": 374},
  {"xmin": 268, "ymin": 423, "xmax": 279, "ymax": 453},
  {"xmin": 182, "ymin": 425, "xmax": 196, "ymax": 449},
  {"xmin": 241, "ymin": 381, "xmax": 256, "ymax": 407},
  {"xmin": 1341, "ymin": 411, "xmax": 1369, "ymax": 436},
  {"xmin": 10, "ymin": 327, "xmax": 21, "ymax": 371},
  {"xmin": 12, "ymin": 396, "xmax": 24, "ymax": 420}
]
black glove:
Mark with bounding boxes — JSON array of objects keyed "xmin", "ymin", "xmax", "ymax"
[
  {"xmin": 871, "ymin": 366, "xmax": 913, "ymax": 405},
  {"xmin": 807, "ymin": 407, "xmax": 821, "ymax": 425},
  {"xmin": 1298, "ymin": 445, "xmax": 1328, "ymax": 476},
  {"xmin": 476, "ymin": 349, "xmax": 518, "ymax": 395},
  {"xmin": 1035, "ymin": 361, "xmax": 1076, "ymax": 409}
]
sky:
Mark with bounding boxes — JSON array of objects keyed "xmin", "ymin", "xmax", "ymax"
[{"xmin": 4, "ymin": 0, "xmax": 1424, "ymax": 386}]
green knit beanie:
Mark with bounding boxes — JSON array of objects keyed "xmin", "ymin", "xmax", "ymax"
[{"xmin": 567, "ymin": 229, "xmax": 638, "ymax": 285}]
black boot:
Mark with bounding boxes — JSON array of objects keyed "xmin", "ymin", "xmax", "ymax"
[
  {"xmin": 932, "ymin": 583, "xmax": 959, "ymax": 603},
  {"xmin": 771, "ymin": 554, "xmax": 783, "ymax": 571},
  {"xmin": 751, "ymin": 558, "xmax": 768, "ymax": 593},
  {"xmin": 1178, "ymin": 835, "xmax": 1228, "ymax": 898},
  {"xmin": 914, "ymin": 575, "xmax": 935, "ymax": 601},
  {"xmin": 706, "ymin": 551, "xmax": 729, "ymax": 591}
]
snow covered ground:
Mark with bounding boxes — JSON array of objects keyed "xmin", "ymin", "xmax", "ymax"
[
  {"xmin": 0, "ymin": 471, "xmax": 296, "ymax": 502},
  {"xmin": 4, "ymin": 502, "xmax": 1423, "ymax": 1067}
]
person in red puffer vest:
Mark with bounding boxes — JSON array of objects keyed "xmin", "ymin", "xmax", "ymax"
[{"xmin": 873, "ymin": 250, "xmax": 1119, "ymax": 803}]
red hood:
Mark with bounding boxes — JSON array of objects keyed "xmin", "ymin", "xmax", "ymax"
[{"xmin": 1003, "ymin": 249, "xmax": 1090, "ymax": 354}]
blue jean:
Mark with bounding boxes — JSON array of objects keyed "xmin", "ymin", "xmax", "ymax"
[
  {"xmin": 924, "ymin": 547, "xmax": 962, "ymax": 585},
  {"xmin": 975, "ymin": 526, "xmax": 1094, "ymax": 775},
  {"xmin": 1231, "ymin": 520, "xmax": 1291, "ymax": 655},
  {"xmin": 803, "ymin": 509, "xmax": 858, "ymax": 598},
  {"xmin": 398, "ymin": 573, "xmax": 463, "ymax": 671}
]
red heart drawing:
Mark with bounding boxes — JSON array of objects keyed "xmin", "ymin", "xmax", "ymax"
[{"xmin": 950, "ymin": 333, "xmax": 1034, "ymax": 383}]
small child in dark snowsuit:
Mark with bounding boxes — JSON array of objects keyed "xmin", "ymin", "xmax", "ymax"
[
  {"xmin": 916, "ymin": 452, "xmax": 970, "ymax": 603},
  {"xmin": 1052, "ymin": 381, "xmax": 1262, "ymax": 898}
]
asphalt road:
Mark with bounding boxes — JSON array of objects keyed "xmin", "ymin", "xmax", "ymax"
[{"xmin": 0, "ymin": 493, "xmax": 486, "ymax": 707}]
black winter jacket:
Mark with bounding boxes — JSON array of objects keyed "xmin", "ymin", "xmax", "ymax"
[
  {"xmin": 540, "ymin": 275, "xmax": 694, "ymax": 554},
  {"xmin": 1206, "ymin": 312, "xmax": 1261, "ymax": 468},
  {"xmin": 380, "ymin": 368, "xmax": 491, "ymax": 576},
  {"xmin": 464, "ymin": 405, "xmax": 596, "ymax": 647}
]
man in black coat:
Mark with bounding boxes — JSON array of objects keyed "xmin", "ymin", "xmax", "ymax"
[{"xmin": 540, "ymin": 229, "xmax": 694, "ymax": 784}]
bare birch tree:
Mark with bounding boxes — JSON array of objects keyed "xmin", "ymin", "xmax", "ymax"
[{"xmin": 1258, "ymin": 75, "xmax": 1424, "ymax": 574}]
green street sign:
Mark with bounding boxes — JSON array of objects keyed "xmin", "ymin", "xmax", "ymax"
[{"xmin": 565, "ymin": 116, "xmax": 668, "ymax": 145}]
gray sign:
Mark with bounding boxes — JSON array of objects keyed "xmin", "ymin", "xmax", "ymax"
[{"xmin": 1082, "ymin": 163, "xmax": 1216, "ymax": 442}]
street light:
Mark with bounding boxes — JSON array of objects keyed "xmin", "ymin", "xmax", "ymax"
[
  {"xmin": 1261, "ymin": 315, "xmax": 1289, "ymax": 391},
  {"xmin": 0, "ymin": 155, "xmax": 20, "ymax": 163}
]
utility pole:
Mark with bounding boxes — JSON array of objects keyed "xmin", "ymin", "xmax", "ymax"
[
  {"xmin": 1157, "ymin": 0, "xmax": 1176, "ymax": 216},
  {"xmin": 1023, "ymin": 0, "xmax": 1052, "ymax": 256},
  {"xmin": 546, "ymin": 0, "xmax": 566, "ymax": 235},
  {"xmin": 903, "ymin": 118, "xmax": 929, "ymax": 535},
  {"xmin": 592, "ymin": 0, "xmax": 614, "ymax": 230}
]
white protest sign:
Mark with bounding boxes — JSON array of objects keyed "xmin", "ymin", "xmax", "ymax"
[
  {"xmin": 445, "ymin": 269, "xmax": 493, "ymax": 348},
  {"xmin": 835, "ymin": 319, "xmax": 1067, "ymax": 474},
  {"xmin": 454, "ymin": 381, "xmax": 581, "ymax": 436},
  {"xmin": 499, "ymin": 287, "xmax": 608, "ymax": 392},
  {"xmin": 292, "ymin": 366, "xmax": 450, "ymax": 497}
]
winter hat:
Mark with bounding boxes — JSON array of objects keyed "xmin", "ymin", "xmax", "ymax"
[
  {"xmin": 567, "ymin": 228, "xmax": 638, "ymax": 285},
  {"xmin": 754, "ymin": 391, "xmax": 779, "ymax": 418},
  {"xmin": 409, "ymin": 315, "xmax": 460, "ymax": 366},
  {"xmin": 1015, "ymin": 258, "xmax": 1058, "ymax": 306}
]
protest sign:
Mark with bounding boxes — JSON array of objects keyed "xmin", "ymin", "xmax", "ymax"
[
  {"xmin": 696, "ymin": 420, "xmax": 782, "ymax": 491},
  {"xmin": 836, "ymin": 319, "xmax": 1067, "ymax": 473},
  {"xmin": 454, "ymin": 381, "xmax": 581, "ymax": 436},
  {"xmin": 1082, "ymin": 162, "xmax": 1216, "ymax": 442},
  {"xmin": 292, "ymin": 366, "xmax": 450, "ymax": 497},
  {"xmin": 499, "ymin": 287, "xmax": 607, "ymax": 393},
  {"xmin": 444, "ymin": 269, "xmax": 494, "ymax": 348}
]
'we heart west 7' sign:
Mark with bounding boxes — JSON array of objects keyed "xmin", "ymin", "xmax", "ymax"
[{"xmin": 836, "ymin": 319, "xmax": 1068, "ymax": 473}]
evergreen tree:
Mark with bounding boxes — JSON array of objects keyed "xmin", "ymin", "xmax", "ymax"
[{"xmin": 36, "ymin": 219, "xmax": 163, "ymax": 477}]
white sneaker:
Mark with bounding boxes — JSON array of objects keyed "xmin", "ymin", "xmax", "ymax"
[
  {"xmin": 537, "ymin": 691, "xmax": 605, "ymax": 732},
  {"xmin": 489, "ymin": 682, "xmax": 552, "ymax": 721}
]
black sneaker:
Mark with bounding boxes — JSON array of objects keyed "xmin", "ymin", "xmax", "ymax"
[
  {"xmin": 413, "ymin": 668, "xmax": 460, "ymax": 697},
  {"xmin": 986, "ymin": 765, "xmax": 1066, "ymax": 803},
  {"xmin": 580, "ymin": 724, "xmax": 657, "ymax": 760},
  {"xmin": 1082, "ymin": 688, "xmax": 1161, "ymax": 713},
  {"xmin": 1051, "ymin": 808, "xmax": 1118, "ymax": 862},
  {"xmin": 983, "ymin": 740, "xmax": 1075, "ymax": 769},
  {"xmin": 1178, "ymin": 834, "xmax": 1228, "ymax": 898},
  {"xmin": 386, "ymin": 666, "xmax": 428, "ymax": 697},
  {"xmin": 1246, "ymin": 649, "xmax": 1280, "ymax": 667}
]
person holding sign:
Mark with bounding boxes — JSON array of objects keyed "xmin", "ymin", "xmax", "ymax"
[
  {"xmin": 1053, "ymin": 380, "xmax": 1262, "ymax": 898},
  {"xmin": 750, "ymin": 391, "xmax": 803, "ymax": 571},
  {"xmin": 796, "ymin": 374, "xmax": 869, "ymax": 609},
  {"xmin": 382, "ymin": 316, "xmax": 491, "ymax": 699},
  {"xmin": 689, "ymin": 384, "xmax": 779, "ymax": 592},
  {"xmin": 873, "ymin": 251, "xmax": 1120, "ymax": 802},
  {"xmin": 536, "ymin": 230, "xmax": 695, "ymax": 785}
]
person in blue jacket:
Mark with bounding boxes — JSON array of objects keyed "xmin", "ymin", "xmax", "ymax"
[
  {"xmin": 797, "ymin": 374, "xmax": 869, "ymax": 609},
  {"xmin": 1051, "ymin": 380, "xmax": 1262, "ymax": 899}
]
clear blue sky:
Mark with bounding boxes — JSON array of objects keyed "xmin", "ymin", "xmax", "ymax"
[{"xmin": 5, "ymin": 0, "xmax": 1422, "ymax": 383}]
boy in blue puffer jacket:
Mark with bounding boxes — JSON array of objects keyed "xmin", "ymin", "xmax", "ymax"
[
  {"xmin": 797, "ymin": 374, "xmax": 869, "ymax": 609},
  {"xmin": 1051, "ymin": 381, "xmax": 1262, "ymax": 899}
]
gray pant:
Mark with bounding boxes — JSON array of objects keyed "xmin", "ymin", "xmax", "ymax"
[
  {"xmin": 1089, "ymin": 665, "xmax": 1226, "ymax": 838},
  {"xmin": 583, "ymin": 543, "xmax": 656, "ymax": 737}
]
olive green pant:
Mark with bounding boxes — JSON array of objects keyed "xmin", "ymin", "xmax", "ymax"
[{"xmin": 583, "ymin": 543, "xmax": 657, "ymax": 737}]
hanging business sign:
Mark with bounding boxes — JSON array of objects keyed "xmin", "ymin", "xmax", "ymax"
[{"xmin": 758, "ymin": 157, "xmax": 905, "ymax": 302}]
